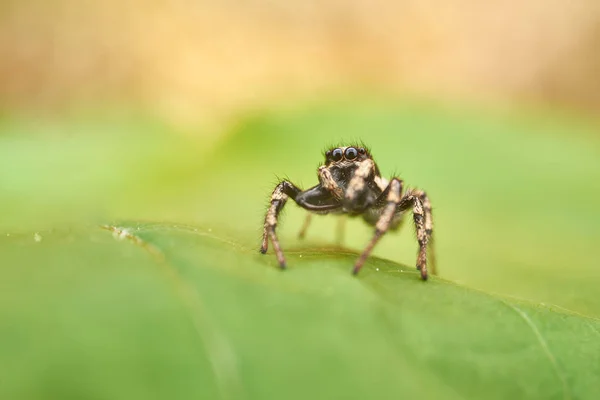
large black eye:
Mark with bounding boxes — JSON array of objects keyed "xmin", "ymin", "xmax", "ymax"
[
  {"xmin": 345, "ymin": 147, "xmax": 358, "ymax": 160},
  {"xmin": 332, "ymin": 148, "xmax": 343, "ymax": 161}
]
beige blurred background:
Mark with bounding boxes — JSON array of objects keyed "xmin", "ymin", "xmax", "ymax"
[{"xmin": 1, "ymin": 0, "xmax": 599, "ymax": 124}]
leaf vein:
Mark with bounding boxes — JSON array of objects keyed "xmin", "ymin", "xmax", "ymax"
[
  {"xmin": 101, "ymin": 225, "xmax": 245, "ymax": 400},
  {"xmin": 504, "ymin": 301, "xmax": 571, "ymax": 400}
]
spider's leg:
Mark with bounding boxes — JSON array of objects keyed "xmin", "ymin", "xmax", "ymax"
[
  {"xmin": 297, "ymin": 214, "xmax": 312, "ymax": 239},
  {"xmin": 353, "ymin": 178, "xmax": 403, "ymax": 275},
  {"xmin": 298, "ymin": 214, "xmax": 346, "ymax": 243},
  {"xmin": 261, "ymin": 180, "xmax": 342, "ymax": 268},
  {"xmin": 397, "ymin": 189, "xmax": 434, "ymax": 280},
  {"xmin": 260, "ymin": 181, "xmax": 301, "ymax": 268},
  {"xmin": 420, "ymin": 191, "xmax": 436, "ymax": 275},
  {"xmin": 299, "ymin": 214, "xmax": 346, "ymax": 244}
]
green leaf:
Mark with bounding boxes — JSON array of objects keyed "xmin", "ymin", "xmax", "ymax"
[{"xmin": 2, "ymin": 223, "xmax": 599, "ymax": 400}]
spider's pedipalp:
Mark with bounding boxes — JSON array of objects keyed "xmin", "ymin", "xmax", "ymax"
[
  {"xmin": 343, "ymin": 158, "xmax": 378, "ymax": 213},
  {"xmin": 345, "ymin": 158, "xmax": 375, "ymax": 201},
  {"xmin": 318, "ymin": 165, "xmax": 343, "ymax": 200}
]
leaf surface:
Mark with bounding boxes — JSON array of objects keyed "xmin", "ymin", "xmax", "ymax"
[{"xmin": 1, "ymin": 223, "xmax": 598, "ymax": 400}]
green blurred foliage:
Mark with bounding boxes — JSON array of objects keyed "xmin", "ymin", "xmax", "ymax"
[{"xmin": 1, "ymin": 99, "xmax": 600, "ymax": 398}]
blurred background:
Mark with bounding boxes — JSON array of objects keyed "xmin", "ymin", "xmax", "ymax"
[
  {"xmin": 2, "ymin": 0, "xmax": 600, "ymax": 119},
  {"xmin": 2, "ymin": 0, "xmax": 600, "ymax": 304}
]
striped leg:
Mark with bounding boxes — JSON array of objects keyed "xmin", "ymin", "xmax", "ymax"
[
  {"xmin": 260, "ymin": 181, "xmax": 301, "ymax": 268},
  {"xmin": 397, "ymin": 189, "xmax": 434, "ymax": 280},
  {"xmin": 419, "ymin": 191, "xmax": 436, "ymax": 275},
  {"xmin": 352, "ymin": 178, "xmax": 403, "ymax": 275}
]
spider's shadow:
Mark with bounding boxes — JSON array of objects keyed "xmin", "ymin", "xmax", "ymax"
[{"xmin": 260, "ymin": 243, "xmax": 415, "ymax": 276}]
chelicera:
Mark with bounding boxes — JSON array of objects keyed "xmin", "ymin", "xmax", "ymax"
[{"xmin": 260, "ymin": 144, "xmax": 435, "ymax": 280}]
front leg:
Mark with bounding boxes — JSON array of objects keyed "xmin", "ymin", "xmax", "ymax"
[
  {"xmin": 261, "ymin": 180, "xmax": 342, "ymax": 268},
  {"xmin": 260, "ymin": 181, "xmax": 301, "ymax": 268}
]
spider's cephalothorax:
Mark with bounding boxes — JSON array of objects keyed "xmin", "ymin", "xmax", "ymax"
[{"xmin": 260, "ymin": 145, "xmax": 435, "ymax": 280}]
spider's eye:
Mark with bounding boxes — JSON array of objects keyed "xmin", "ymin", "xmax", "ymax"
[
  {"xmin": 325, "ymin": 150, "xmax": 332, "ymax": 159},
  {"xmin": 358, "ymin": 148, "xmax": 366, "ymax": 155},
  {"xmin": 332, "ymin": 148, "xmax": 343, "ymax": 161},
  {"xmin": 345, "ymin": 147, "xmax": 358, "ymax": 160}
]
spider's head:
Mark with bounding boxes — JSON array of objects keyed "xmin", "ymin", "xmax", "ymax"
[{"xmin": 324, "ymin": 145, "xmax": 371, "ymax": 167}]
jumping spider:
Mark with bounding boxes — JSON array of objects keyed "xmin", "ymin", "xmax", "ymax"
[{"xmin": 260, "ymin": 144, "xmax": 435, "ymax": 280}]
